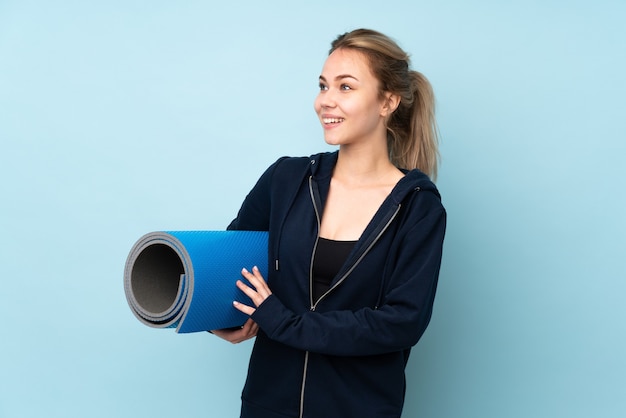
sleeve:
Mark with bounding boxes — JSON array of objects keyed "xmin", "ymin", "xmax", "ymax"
[
  {"xmin": 251, "ymin": 200, "xmax": 447, "ymax": 356},
  {"xmin": 227, "ymin": 157, "xmax": 288, "ymax": 231}
]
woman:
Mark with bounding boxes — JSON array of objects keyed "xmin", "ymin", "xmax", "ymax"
[{"xmin": 212, "ymin": 28, "xmax": 446, "ymax": 418}]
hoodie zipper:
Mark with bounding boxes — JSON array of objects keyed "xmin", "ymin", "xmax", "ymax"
[
  {"xmin": 298, "ymin": 175, "xmax": 402, "ymax": 418},
  {"xmin": 299, "ymin": 176, "xmax": 320, "ymax": 418}
]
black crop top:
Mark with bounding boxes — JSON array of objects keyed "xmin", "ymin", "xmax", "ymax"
[{"xmin": 312, "ymin": 237, "xmax": 357, "ymax": 303}]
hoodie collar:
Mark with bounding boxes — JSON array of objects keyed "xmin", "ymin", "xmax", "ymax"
[{"xmin": 309, "ymin": 151, "xmax": 440, "ymax": 204}]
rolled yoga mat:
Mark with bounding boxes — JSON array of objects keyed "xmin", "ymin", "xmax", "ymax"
[{"xmin": 124, "ymin": 230, "xmax": 268, "ymax": 333}]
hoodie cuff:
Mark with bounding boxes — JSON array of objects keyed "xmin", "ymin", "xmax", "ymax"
[{"xmin": 250, "ymin": 294, "xmax": 290, "ymax": 336}]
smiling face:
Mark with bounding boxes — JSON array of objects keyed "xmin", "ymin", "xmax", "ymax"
[{"xmin": 314, "ymin": 48, "xmax": 392, "ymax": 148}]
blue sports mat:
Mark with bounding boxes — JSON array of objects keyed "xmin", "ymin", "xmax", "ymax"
[{"xmin": 124, "ymin": 230, "xmax": 268, "ymax": 333}]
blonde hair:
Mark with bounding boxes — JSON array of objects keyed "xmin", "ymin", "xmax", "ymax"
[{"xmin": 330, "ymin": 29, "xmax": 440, "ymax": 179}]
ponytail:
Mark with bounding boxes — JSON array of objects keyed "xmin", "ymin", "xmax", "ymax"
[{"xmin": 388, "ymin": 70, "xmax": 439, "ymax": 180}]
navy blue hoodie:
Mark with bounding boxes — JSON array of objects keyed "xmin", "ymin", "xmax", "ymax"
[{"xmin": 228, "ymin": 151, "xmax": 446, "ymax": 418}]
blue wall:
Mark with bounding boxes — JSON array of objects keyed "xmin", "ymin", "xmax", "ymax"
[{"xmin": 1, "ymin": 1, "xmax": 624, "ymax": 417}]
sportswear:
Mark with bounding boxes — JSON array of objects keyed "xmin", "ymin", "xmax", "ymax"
[{"xmin": 228, "ymin": 151, "xmax": 446, "ymax": 418}]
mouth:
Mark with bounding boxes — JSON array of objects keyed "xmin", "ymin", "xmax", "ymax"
[{"xmin": 322, "ymin": 117, "xmax": 345, "ymax": 125}]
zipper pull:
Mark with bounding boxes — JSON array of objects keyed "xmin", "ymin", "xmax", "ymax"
[{"xmin": 275, "ymin": 259, "xmax": 279, "ymax": 270}]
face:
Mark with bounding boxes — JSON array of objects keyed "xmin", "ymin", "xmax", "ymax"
[{"xmin": 314, "ymin": 48, "xmax": 391, "ymax": 147}]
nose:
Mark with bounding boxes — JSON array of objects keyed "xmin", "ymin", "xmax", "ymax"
[{"xmin": 316, "ymin": 90, "xmax": 337, "ymax": 110}]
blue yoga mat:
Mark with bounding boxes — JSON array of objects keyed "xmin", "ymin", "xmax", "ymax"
[{"xmin": 123, "ymin": 230, "xmax": 268, "ymax": 333}]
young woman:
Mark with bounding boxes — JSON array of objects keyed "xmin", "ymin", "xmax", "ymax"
[{"xmin": 212, "ymin": 28, "xmax": 446, "ymax": 418}]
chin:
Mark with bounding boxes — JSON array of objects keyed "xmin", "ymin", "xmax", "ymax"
[{"xmin": 323, "ymin": 135, "xmax": 343, "ymax": 146}]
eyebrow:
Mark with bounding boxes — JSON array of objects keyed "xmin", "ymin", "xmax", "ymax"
[{"xmin": 319, "ymin": 74, "xmax": 359, "ymax": 82}]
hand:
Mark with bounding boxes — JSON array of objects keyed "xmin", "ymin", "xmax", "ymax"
[
  {"xmin": 210, "ymin": 318, "xmax": 259, "ymax": 344},
  {"xmin": 233, "ymin": 266, "xmax": 272, "ymax": 316}
]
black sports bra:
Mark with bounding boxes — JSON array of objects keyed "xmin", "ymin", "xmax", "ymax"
[{"xmin": 312, "ymin": 237, "xmax": 357, "ymax": 303}]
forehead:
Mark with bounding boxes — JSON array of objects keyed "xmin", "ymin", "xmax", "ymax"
[{"xmin": 321, "ymin": 48, "xmax": 375, "ymax": 80}]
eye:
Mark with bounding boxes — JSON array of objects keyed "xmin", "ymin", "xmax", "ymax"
[
  {"xmin": 319, "ymin": 83, "xmax": 328, "ymax": 91},
  {"xmin": 340, "ymin": 84, "xmax": 352, "ymax": 91}
]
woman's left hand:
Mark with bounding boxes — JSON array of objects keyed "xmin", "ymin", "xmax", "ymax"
[{"xmin": 233, "ymin": 266, "xmax": 272, "ymax": 316}]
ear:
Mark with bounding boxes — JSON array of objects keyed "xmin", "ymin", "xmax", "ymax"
[{"xmin": 380, "ymin": 92, "xmax": 401, "ymax": 118}]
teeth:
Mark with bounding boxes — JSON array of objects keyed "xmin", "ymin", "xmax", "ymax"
[{"xmin": 323, "ymin": 118, "xmax": 344, "ymax": 124}]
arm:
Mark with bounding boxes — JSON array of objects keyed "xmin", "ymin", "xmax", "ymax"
[{"xmin": 235, "ymin": 205, "xmax": 447, "ymax": 356}]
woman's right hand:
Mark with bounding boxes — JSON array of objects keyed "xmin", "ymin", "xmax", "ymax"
[{"xmin": 210, "ymin": 318, "xmax": 259, "ymax": 344}]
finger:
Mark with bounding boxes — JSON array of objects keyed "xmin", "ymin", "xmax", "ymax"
[
  {"xmin": 211, "ymin": 328, "xmax": 247, "ymax": 344},
  {"xmin": 241, "ymin": 267, "xmax": 271, "ymax": 297},
  {"xmin": 241, "ymin": 318, "xmax": 259, "ymax": 336},
  {"xmin": 233, "ymin": 300, "xmax": 256, "ymax": 316},
  {"xmin": 214, "ymin": 330, "xmax": 251, "ymax": 344},
  {"xmin": 210, "ymin": 319, "xmax": 258, "ymax": 344},
  {"xmin": 236, "ymin": 279, "xmax": 264, "ymax": 306},
  {"xmin": 231, "ymin": 319, "xmax": 258, "ymax": 343}
]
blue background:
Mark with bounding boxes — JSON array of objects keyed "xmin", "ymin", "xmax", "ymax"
[{"xmin": 1, "ymin": 1, "xmax": 625, "ymax": 417}]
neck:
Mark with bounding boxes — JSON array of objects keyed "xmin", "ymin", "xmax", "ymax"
[{"xmin": 334, "ymin": 144, "xmax": 401, "ymax": 185}]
